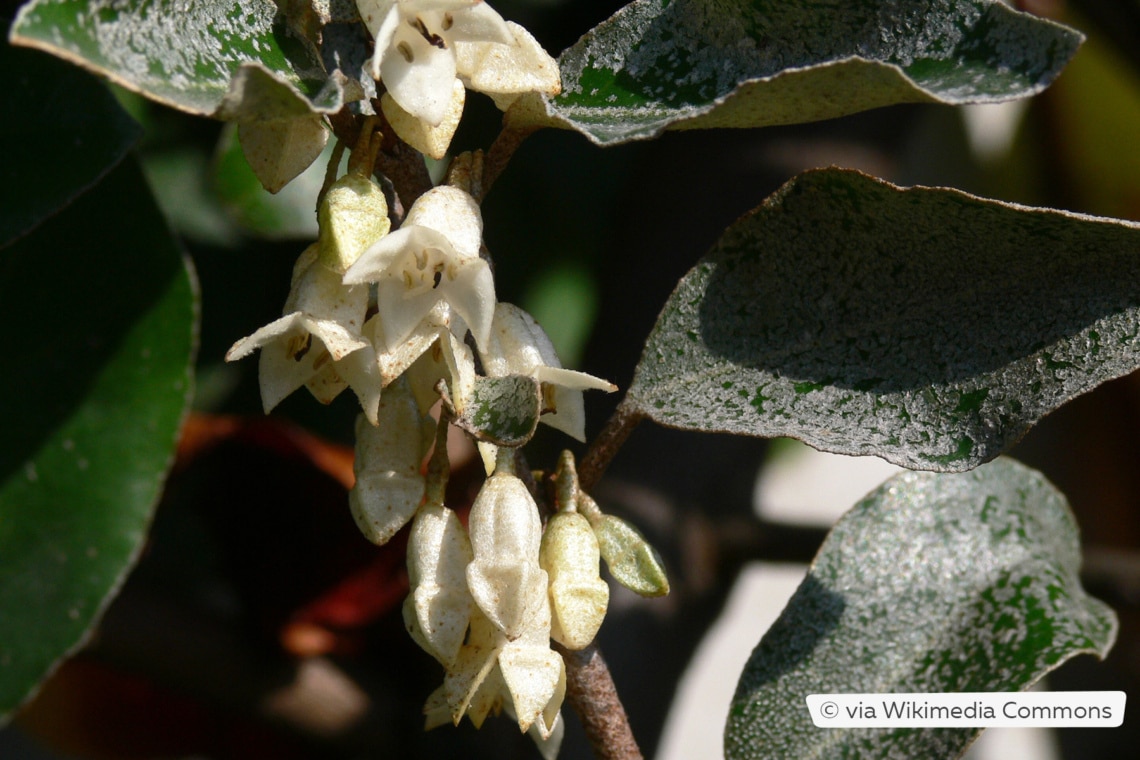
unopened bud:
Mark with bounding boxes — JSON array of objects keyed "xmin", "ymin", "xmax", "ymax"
[
  {"xmin": 540, "ymin": 512, "xmax": 609, "ymax": 649},
  {"xmin": 404, "ymin": 505, "xmax": 475, "ymax": 667},
  {"xmin": 593, "ymin": 515, "xmax": 670, "ymax": 598},
  {"xmin": 318, "ymin": 173, "xmax": 390, "ymax": 271},
  {"xmin": 465, "ymin": 472, "xmax": 548, "ymax": 638},
  {"xmin": 348, "ymin": 382, "xmax": 433, "ymax": 545}
]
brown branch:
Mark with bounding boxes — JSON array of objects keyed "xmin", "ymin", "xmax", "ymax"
[
  {"xmin": 556, "ymin": 642, "xmax": 643, "ymax": 760},
  {"xmin": 480, "ymin": 124, "xmax": 540, "ymax": 201},
  {"xmin": 578, "ymin": 400, "xmax": 644, "ymax": 492}
]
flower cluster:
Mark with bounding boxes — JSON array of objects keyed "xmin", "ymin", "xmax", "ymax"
[{"xmin": 225, "ymin": 4, "xmax": 666, "ymax": 752}]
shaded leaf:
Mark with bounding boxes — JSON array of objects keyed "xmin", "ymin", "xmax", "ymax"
[
  {"xmin": 512, "ymin": 0, "xmax": 1082, "ymax": 144},
  {"xmin": 452, "ymin": 375, "xmax": 541, "ymax": 447},
  {"xmin": 627, "ymin": 168, "xmax": 1140, "ymax": 471},
  {"xmin": 725, "ymin": 458, "xmax": 1116, "ymax": 759},
  {"xmin": 10, "ymin": 0, "xmax": 328, "ymax": 116},
  {"xmin": 0, "ymin": 159, "xmax": 197, "ymax": 716},
  {"xmin": 1, "ymin": 32, "xmax": 140, "ymax": 247}
]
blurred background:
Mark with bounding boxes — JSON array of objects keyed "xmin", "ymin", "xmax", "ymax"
[{"xmin": 3, "ymin": 0, "xmax": 1140, "ymax": 758}]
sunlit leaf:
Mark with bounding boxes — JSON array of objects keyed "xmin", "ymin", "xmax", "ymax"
[
  {"xmin": 10, "ymin": 0, "xmax": 329, "ymax": 116},
  {"xmin": 627, "ymin": 168, "xmax": 1140, "ymax": 471},
  {"xmin": 510, "ymin": 0, "xmax": 1082, "ymax": 144},
  {"xmin": 0, "ymin": 159, "xmax": 197, "ymax": 716},
  {"xmin": 725, "ymin": 458, "xmax": 1116, "ymax": 759},
  {"xmin": 453, "ymin": 375, "xmax": 541, "ymax": 447}
]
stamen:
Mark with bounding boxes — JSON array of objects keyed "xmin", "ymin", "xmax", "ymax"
[
  {"xmin": 288, "ymin": 333, "xmax": 313, "ymax": 362},
  {"xmin": 397, "ymin": 41, "xmax": 414, "ymax": 63},
  {"xmin": 442, "ymin": 13, "xmax": 453, "ymax": 31},
  {"xmin": 312, "ymin": 349, "xmax": 332, "ymax": 371},
  {"xmin": 411, "ymin": 15, "xmax": 447, "ymax": 49}
]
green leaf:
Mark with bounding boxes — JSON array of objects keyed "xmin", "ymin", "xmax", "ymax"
[
  {"xmin": 1, "ymin": 32, "xmax": 140, "ymax": 247},
  {"xmin": 453, "ymin": 375, "xmax": 541, "ymax": 447},
  {"xmin": 0, "ymin": 159, "xmax": 197, "ymax": 717},
  {"xmin": 725, "ymin": 458, "xmax": 1116, "ymax": 760},
  {"xmin": 521, "ymin": 0, "xmax": 1082, "ymax": 145},
  {"xmin": 627, "ymin": 168, "xmax": 1140, "ymax": 471},
  {"xmin": 10, "ymin": 0, "xmax": 329, "ymax": 116}
]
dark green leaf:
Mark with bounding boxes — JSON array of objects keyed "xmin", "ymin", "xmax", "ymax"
[
  {"xmin": 453, "ymin": 375, "xmax": 541, "ymax": 447},
  {"xmin": 1, "ymin": 33, "xmax": 140, "ymax": 247},
  {"xmin": 0, "ymin": 159, "xmax": 197, "ymax": 716},
  {"xmin": 518, "ymin": 0, "xmax": 1082, "ymax": 144},
  {"xmin": 627, "ymin": 168, "xmax": 1140, "ymax": 471},
  {"xmin": 725, "ymin": 458, "xmax": 1116, "ymax": 759},
  {"xmin": 10, "ymin": 0, "xmax": 329, "ymax": 116}
]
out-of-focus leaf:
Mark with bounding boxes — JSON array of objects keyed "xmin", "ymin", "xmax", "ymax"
[
  {"xmin": 0, "ymin": 159, "xmax": 197, "ymax": 717},
  {"xmin": 9, "ymin": 0, "xmax": 329, "ymax": 116},
  {"xmin": 627, "ymin": 168, "xmax": 1140, "ymax": 471},
  {"xmin": 1, "ymin": 34, "xmax": 140, "ymax": 246},
  {"xmin": 510, "ymin": 0, "xmax": 1082, "ymax": 145},
  {"xmin": 725, "ymin": 458, "xmax": 1116, "ymax": 759},
  {"xmin": 452, "ymin": 375, "xmax": 541, "ymax": 447}
]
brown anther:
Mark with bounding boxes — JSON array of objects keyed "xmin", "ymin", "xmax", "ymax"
[
  {"xmin": 288, "ymin": 333, "xmax": 313, "ymax": 362},
  {"xmin": 441, "ymin": 13, "xmax": 453, "ymax": 31},
  {"xmin": 397, "ymin": 41, "xmax": 414, "ymax": 63},
  {"xmin": 312, "ymin": 349, "xmax": 332, "ymax": 371},
  {"xmin": 414, "ymin": 249, "xmax": 429, "ymax": 270},
  {"xmin": 411, "ymin": 15, "xmax": 447, "ymax": 49}
]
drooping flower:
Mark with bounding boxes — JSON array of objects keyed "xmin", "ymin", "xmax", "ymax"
[
  {"xmin": 479, "ymin": 303, "xmax": 617, "ymax": 441},
  {"xmin": 357, "ymin": 0, "xmax": 560, "ymax": 129},
  {"xmin": 226, "ymin": 172, "xmax": 391, "ymax": 417},
  {"xmin": 344, "ymin": 184, "xmax": 496, "ymax": 350},
  {"xmin": 225, "ymin": 244, "xmax": 371, "ymax": 413}
]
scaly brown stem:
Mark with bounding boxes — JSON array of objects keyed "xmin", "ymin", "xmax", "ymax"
[
  {"xmin": 557, "ymin": 642, "xmax": 644, "ymax": 760},
  {"xmin": 578, "ymin": 400, "xmax": 644, "ymax": 492}
]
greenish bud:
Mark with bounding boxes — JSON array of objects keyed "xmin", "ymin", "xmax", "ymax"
[
  {"xmin": 318, "ymin": 173, "xmax": 390, "ymax": 272},
  {"xmin": 593, "ymin": 515, "xmax": 670, "ymax": 598}
]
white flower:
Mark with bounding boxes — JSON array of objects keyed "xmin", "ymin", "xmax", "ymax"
[
  {"xmin": 479, "ymin": 303, "xmax": 617, "ymax": 441},
  {"xmin": 344, "ymin": 185, "xmax": 496, "ymax": 350},
  {"xmin": 357, "ymin": 0, "xmax": 560, "ymax": 128},
  {"xmin": 225, "ymin": 245, "xmax": 371, "ymax": 413},
  {"xmin": 404, "ymin": 503, "xmax": 476, "ymax": 667}
]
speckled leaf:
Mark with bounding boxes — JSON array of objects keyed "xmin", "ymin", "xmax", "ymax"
[
  {"xmin": 514, "ymin": 0, "xmax": 1082, "ymax": 145},
  {"xmin": 1, "ymin": 32, "xmax": 140, "ymax": 247},
  {"xmin": 454, "ymin": 375, "xmax": 541, "ymax": 447},
  {"xmin": 0, "ymin": 159, "xmax": 197, "ymax": 717},
  {"xmin": 725, "ymin": 458, "xmax": 1116, "ymax": 759},
  {"xmin": 9, "ymin": 0, "xmax": 329, "ymax": 116},
  {"xmin": 627, "ymin": 168, "xmax": 1140, "ymax": 471}
]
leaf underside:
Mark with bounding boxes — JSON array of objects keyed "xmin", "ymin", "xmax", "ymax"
[
  {"xmin": 725, "ymin": 458, "xmax": 1116, "ymax": 759},
  {"xmin": 627, "ymin": 168, "xmax": 1140, "ymax": 471}
]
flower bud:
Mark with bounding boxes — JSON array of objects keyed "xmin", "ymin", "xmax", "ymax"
[
  {"xmin": 348, "ymin": 382, "xmax": 433, "ymax": 545},
  {"xmin": 465, "ymin": 472, "xmax": 548, "ymax": 638},
  {"xmin": 593, "ymin": 515, "xmax": 670, "ymax": 598},
  {"xmin": 540, "ymin": 512, "xmax": 609, "ymax": 650},
  {"xmin": 317, "ymin": 173, "xmax": 391, "ymax": 272},
  {"xmin": 404, "ymin": 505, "xmax": 475, "ymax": 667}
]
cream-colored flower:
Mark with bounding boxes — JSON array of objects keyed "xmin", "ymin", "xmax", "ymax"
[
  {"xmin": 348, "ymin": 380, "xmax": 434, "ymax": 545},
  {"xmin": 344, "ymin": 185, "xmax": 496, "ymax": 350},
  {"xmin": 480, "ymin": 303, "xmax": 616, "ymax": 441},
  {"xmin": 356, "ymin": 0, "xmax": 560, "ymax": 128},
  {"xmin": 226, "ymin": 245, "xmax": 370, "ymax": 413}
]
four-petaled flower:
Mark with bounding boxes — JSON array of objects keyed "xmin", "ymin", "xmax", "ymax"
[
  {"xmin": 356, "ymin": 0, "xmax": 560, "ymax": 129},
  {"xmin": 344, "ymin": 185, "xmax": 496, "ymax": 351}
]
